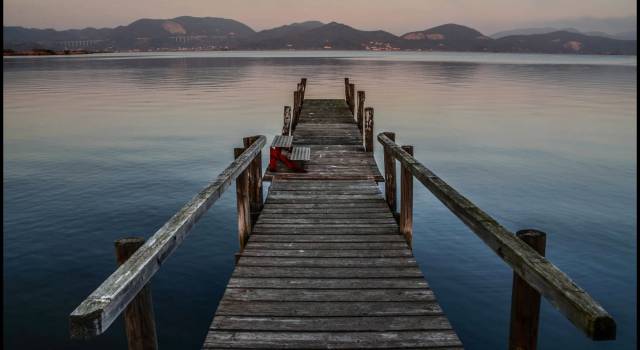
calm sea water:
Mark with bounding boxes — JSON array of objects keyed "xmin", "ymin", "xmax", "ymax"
[{"xmin": 3, "ymin": 51, "xmax": 637, "ymax": 349}]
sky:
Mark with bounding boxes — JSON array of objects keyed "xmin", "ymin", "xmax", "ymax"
[{"xmin": 3, "ymin": 0, "xmax": 637, "ymax": 35}]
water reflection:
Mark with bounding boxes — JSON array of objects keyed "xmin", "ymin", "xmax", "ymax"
[{"xmin": 3, "ymin": 52, "xmax": 636, "ymax": 350}]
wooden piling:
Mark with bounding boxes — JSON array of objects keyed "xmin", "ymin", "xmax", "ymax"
[
  {"xmin": 348, "ymin": 83, "xmax": 355, "ymax": 115},
  {"xmin": 282, "ymin": 106, "xmax": 292, "ymax": 135},
  {"xmin": 364, "ymin": 107, "xmax": 374, "ymax": 152},
  {"xmin": 344, "ymin": 78, "xmax": 350, "ymax": 104},
  {"xmin": 357, "ymin": 91, "xmax": 365, "ymax": 132},
  {"xmin": 234, "ymin": 147, "xmax": 252, "ymax": 252},
  {"xmin": 382, "ymin": 132, "xmax": 397, "ymax": 218},
  {"xmin": 114, "ymin": 238, "xmax": 158, "ymax": 350},
  {"xmin": 509, "ymin": 229, "xmax": 547, "ymax": 350},
  {"xmin": 400, "ymin": 145, "xmax": 413, "ymax": 247},
  {"xmin": 243, "ymin": 136, "xmax": 264, "ymax": 225},
  {"xmin": 293, "ymin": 91, "xmax": 300, "ymax": 131}
]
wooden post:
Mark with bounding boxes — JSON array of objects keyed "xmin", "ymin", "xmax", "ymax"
[
  {"xmin": 114, "ymin": 238, "xmax": 158, "ymax": 350},
  {"xmin": 344, "ymin": 78, "xmax": 350, "ymax": 105},
  {"xmin": 382, "ymin": 132, "xmax": 397, "ymax": 219},
  {"xmin": 364, "ymin": 107, "xmax": 374, "ymax": 152},
  {"xmin": 357, "ymin": 91, "xmax": 365, "ymax": 132},
  {"xmin": 293, "ymin": 90, "xmax": 300, "ymax": 131},
  {"xmin": 300, "ymin": 78, "xmax": 307, "ymax": 99},
  {"xmin": 348, "ymin": 83, "xmax": 355, "ymax": 115},
  {"xmin": 234, "ymin": 147, "xmax": 251, "ymax": 253},
  {"xmin": 243, "ymin": 136, "xmax": 264, "ymax": 225},
  {"xmin": 282, "ymin": 106, "xmax": 292, "ymax": 135},
  {"xmin": 509, "ymin": 229, "xmax": 547, "ymax": 350},
  {"xmin": 400, "ymin": 145, "xmax": 413, "ymax": 247}
]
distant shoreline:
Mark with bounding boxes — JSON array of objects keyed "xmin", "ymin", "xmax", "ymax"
[{"xmin": 3, "ymin": 49, "xmax": 111, "ymax": 56}]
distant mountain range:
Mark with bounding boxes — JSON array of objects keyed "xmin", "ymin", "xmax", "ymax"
[
  {"xmin": 491, "ymin": 27, "xmax": 636, "ymax": 40},
  {"xmin": 3, "ymin": 16, "xmax": 637, "ymax": 55}
]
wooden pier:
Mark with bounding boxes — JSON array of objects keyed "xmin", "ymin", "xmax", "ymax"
[{"xmin": 70, "ymin": 78, "xmax": 616, "ymax": 350}]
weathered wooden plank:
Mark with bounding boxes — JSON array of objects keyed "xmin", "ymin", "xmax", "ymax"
[
  {"xmin": 227, "ymin": 278, "xmax": 429, "ymax": 289},
  {"xmin": 203, "ymin": 330, "xmax": 462, "ymax": 349},
  {"xmin": 248, "ymin": 235, "xmax": 405, "ymax": 242},
  {"xmin": 240, "ymin": 249, "xmax": 412, "ymax": 258},
  {"xmin": 222, "ymin": 288, "xmax": 433, "ymax": 302},
  {"xmin": 378, "ymin": 132, "xmax": 616, "ymax": 340},
  {"xmin": 244, "ymin": 242, "xmax": 409, "ymax": 250},
  {"xmin": 215, "ymin": 300, "xmax": 442, "ymax": 317},
  {"xmin": 211, "ymin": 315, "xmax": 452, "ymax": 332},
  {"xmin": 236, "ymin": 257, "xmax": 418, "ymax": 268},
  {"xmin": 69, "ymin": 136, "xmax": 267, "ymax": 339},
  {"xmin": 232, "ymin": 266, "xmax": 424, "ymax": 278}
]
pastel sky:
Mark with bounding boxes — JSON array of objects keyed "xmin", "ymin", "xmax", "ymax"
[{"xmin": 3, "ymin": 0, "xmax": 637, "ymax": 35}]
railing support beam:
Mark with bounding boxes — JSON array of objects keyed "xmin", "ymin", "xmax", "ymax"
[
  {"xmin": 234, "ymin": 147, "xmax": 252, "ymax": 254},
  {"xmin": 243, "ymin": 136, "xmax": 264, "ymax": 226},
  {"xmin": 382, "ymin": 132, "xmax": 397, "ymax": 219},
  {"xmin": 509, "ymin": 229, "xmax": 546, "ymax": 350},
  {"xmin": 364, "ymin": 107, "xmax": 374, "ymax": 152},
  {"xmin": 357, "ymin": 91, "xmax": 365, "ymax": 132},
  {"xmin": 115, "ymin": 238, "xmax": 158, "ymax": 350},
  {"xmin": 400, "ymin": 145, "xmax": 413, "ymax": 247}
]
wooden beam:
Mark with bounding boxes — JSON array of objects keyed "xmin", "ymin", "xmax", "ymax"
[
  {"xmin": 69, "ymin": 135, "xmax": 266, "ymax": 339},
  {"xmin": 282, "ymin": 106, "xmax": 292, "ymax": 136},
  {"xmin": 357, "ymin": 91, "xmax": 365, "ymax": 132},
  {"xmin": 115, "ymin": 238, "xmax": 158, "ymax": 350},
  {"xmin": 400, "ymin": 145, "xmax": 413, "ymax": 247},
  {"xmin": 235, "ymin": 147, "xmax": 252, "ymax": 251},
  {"xmin": 364, "ymin": 107, "xmax": 374, "ymax": 152},
  {"xmin": 243, "ymin": 136, "xmax": 264, "ymax": 225},
  {"xmin": 376, "ymin": 132, "xmax": 616, "ymax": 341},
  {"xmin": 509, "ymin": 229, "xmax": 546, "ymax": 350},
  {"xmin": 348, "ymin": 83, "xmax": 355, "ymax": 115},
  {"xmin": 344, "ymin": 78, "xmax": 350, "ymax": 104},
  {"xmin": 382, "ymin": 132, "xmax": 397, "ymax": 218}
]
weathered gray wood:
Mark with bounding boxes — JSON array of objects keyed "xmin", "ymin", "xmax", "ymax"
[
  {"xmin": 243, "ymin": 136, "xmax": 264, "ymax": 226},
  {"xmin": 69, "ymin": 135, "xmax": 266, "ymax": 339},
  {"xmin": 364, "ymin": 107, "xmax": 374, "ymax": 152},
  {"xmin": 344, "ymin": 77, "xmax": 350, "ymax": 104},
  {"xmin": 348, "ymin": 83, "xmax": 355, "ymax": 115},
  {"xmin": 382, "ymin": 132, "xmax": 397, "ymax": 217},
  {"xmin": 237, "ymin": 256, "xmax": 418, "ymax": 268},
  {"xmin": 357, "ymin": 90, "xmax": 365, "ymax": 132},
  {"xmin": 234, "ymin": 148, "xmax": 252, "ymax": 252},
  {"xmin": 211, "ymin": 315, "xmax": 451, "ymax": 331},
  {"xmin": 222, "ymin": 288, "xmax": 434, "ymax": 302},
  {"xmin": 232, "ymin": 266, "xmax": 424, "ymax": 278},
  {"xmin": 227, "ymin": 277, "xmax": 429, "ymax": 289},
  {"xmin": 509, "ymin": 229, "xmax": 546, "ymax": 350},
  {"xmin": 114, "ymin": 238, "xmax": 158, "ymax": 350},
  {"xmin": 400, "ymin": 145, "xmax": 414, "ymax": 247},
  {"xmin": 282, "ymin": 106, "xmax": 292, "ymax": 135},
  {"xmin": 203, "ymin": 330, "xmax": 462, "ymax": 349},
  {"xmin": 377, "ymin": 132, "xmax": 615, "ymax": 340}
]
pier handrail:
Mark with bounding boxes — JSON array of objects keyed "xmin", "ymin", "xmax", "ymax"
[
  {"xmin": 377, "ymin": 132, "xmax": 615, "ymax": 341},
  {"xmin": 69, "ymin": 135, "xmax": 266, "ymax": 339}
]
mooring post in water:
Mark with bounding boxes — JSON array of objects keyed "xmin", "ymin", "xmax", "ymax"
[
  {"xmin": 400, "ymin": 145, "xmax": 414, "ymax": 247},
  {"xmin": 282, "ymin": 106, "xmax": 292, "ymax": 135},
  {"xmin": 382, "ymin": 132, "xmax": 397, "ymax": 219},
  {"xmin": 234, "ymin": 147, "xmax": 252, "ymax": 257},
  {"xmin": 114, "ymin": 238, "xmax": 158, "ymax": 350},
  {"xmin": 243, "ymin": 136, "xmax": 264, "ymax": 225},
  {"xmin": 364, "ymin": 107, "xmax": 375, "ymax": 152},
  {"xmin": 357, "ymin": 91, "xmax": 365, "ymax": 132},
  {"xmin": 509, "ymin": 229, "xmax": 547, "ymax": 350},
  {"xmin": 348, "ymin": 83, "xmax": 356, "ymax": 115}
]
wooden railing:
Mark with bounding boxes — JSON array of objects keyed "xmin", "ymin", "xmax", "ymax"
[
  {"xmin": 377, "ymin": 132, "xmax": 616, "ymax": 349},
  {"xmin": 69, "ymin": 135, "xmax": 266, "ymax": 348},
  {"xmin": 344, "ymin": 78, "xmax": 374, "ymax": 152}
]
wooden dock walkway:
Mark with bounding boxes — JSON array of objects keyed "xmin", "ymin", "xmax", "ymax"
[
  {"xmin": 69, "ymin": 78, "xmax": 616, "ymax": 350},
  {"xmin": 203, "ymin": 95, "xmax": 462, "ymax": 348}
]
